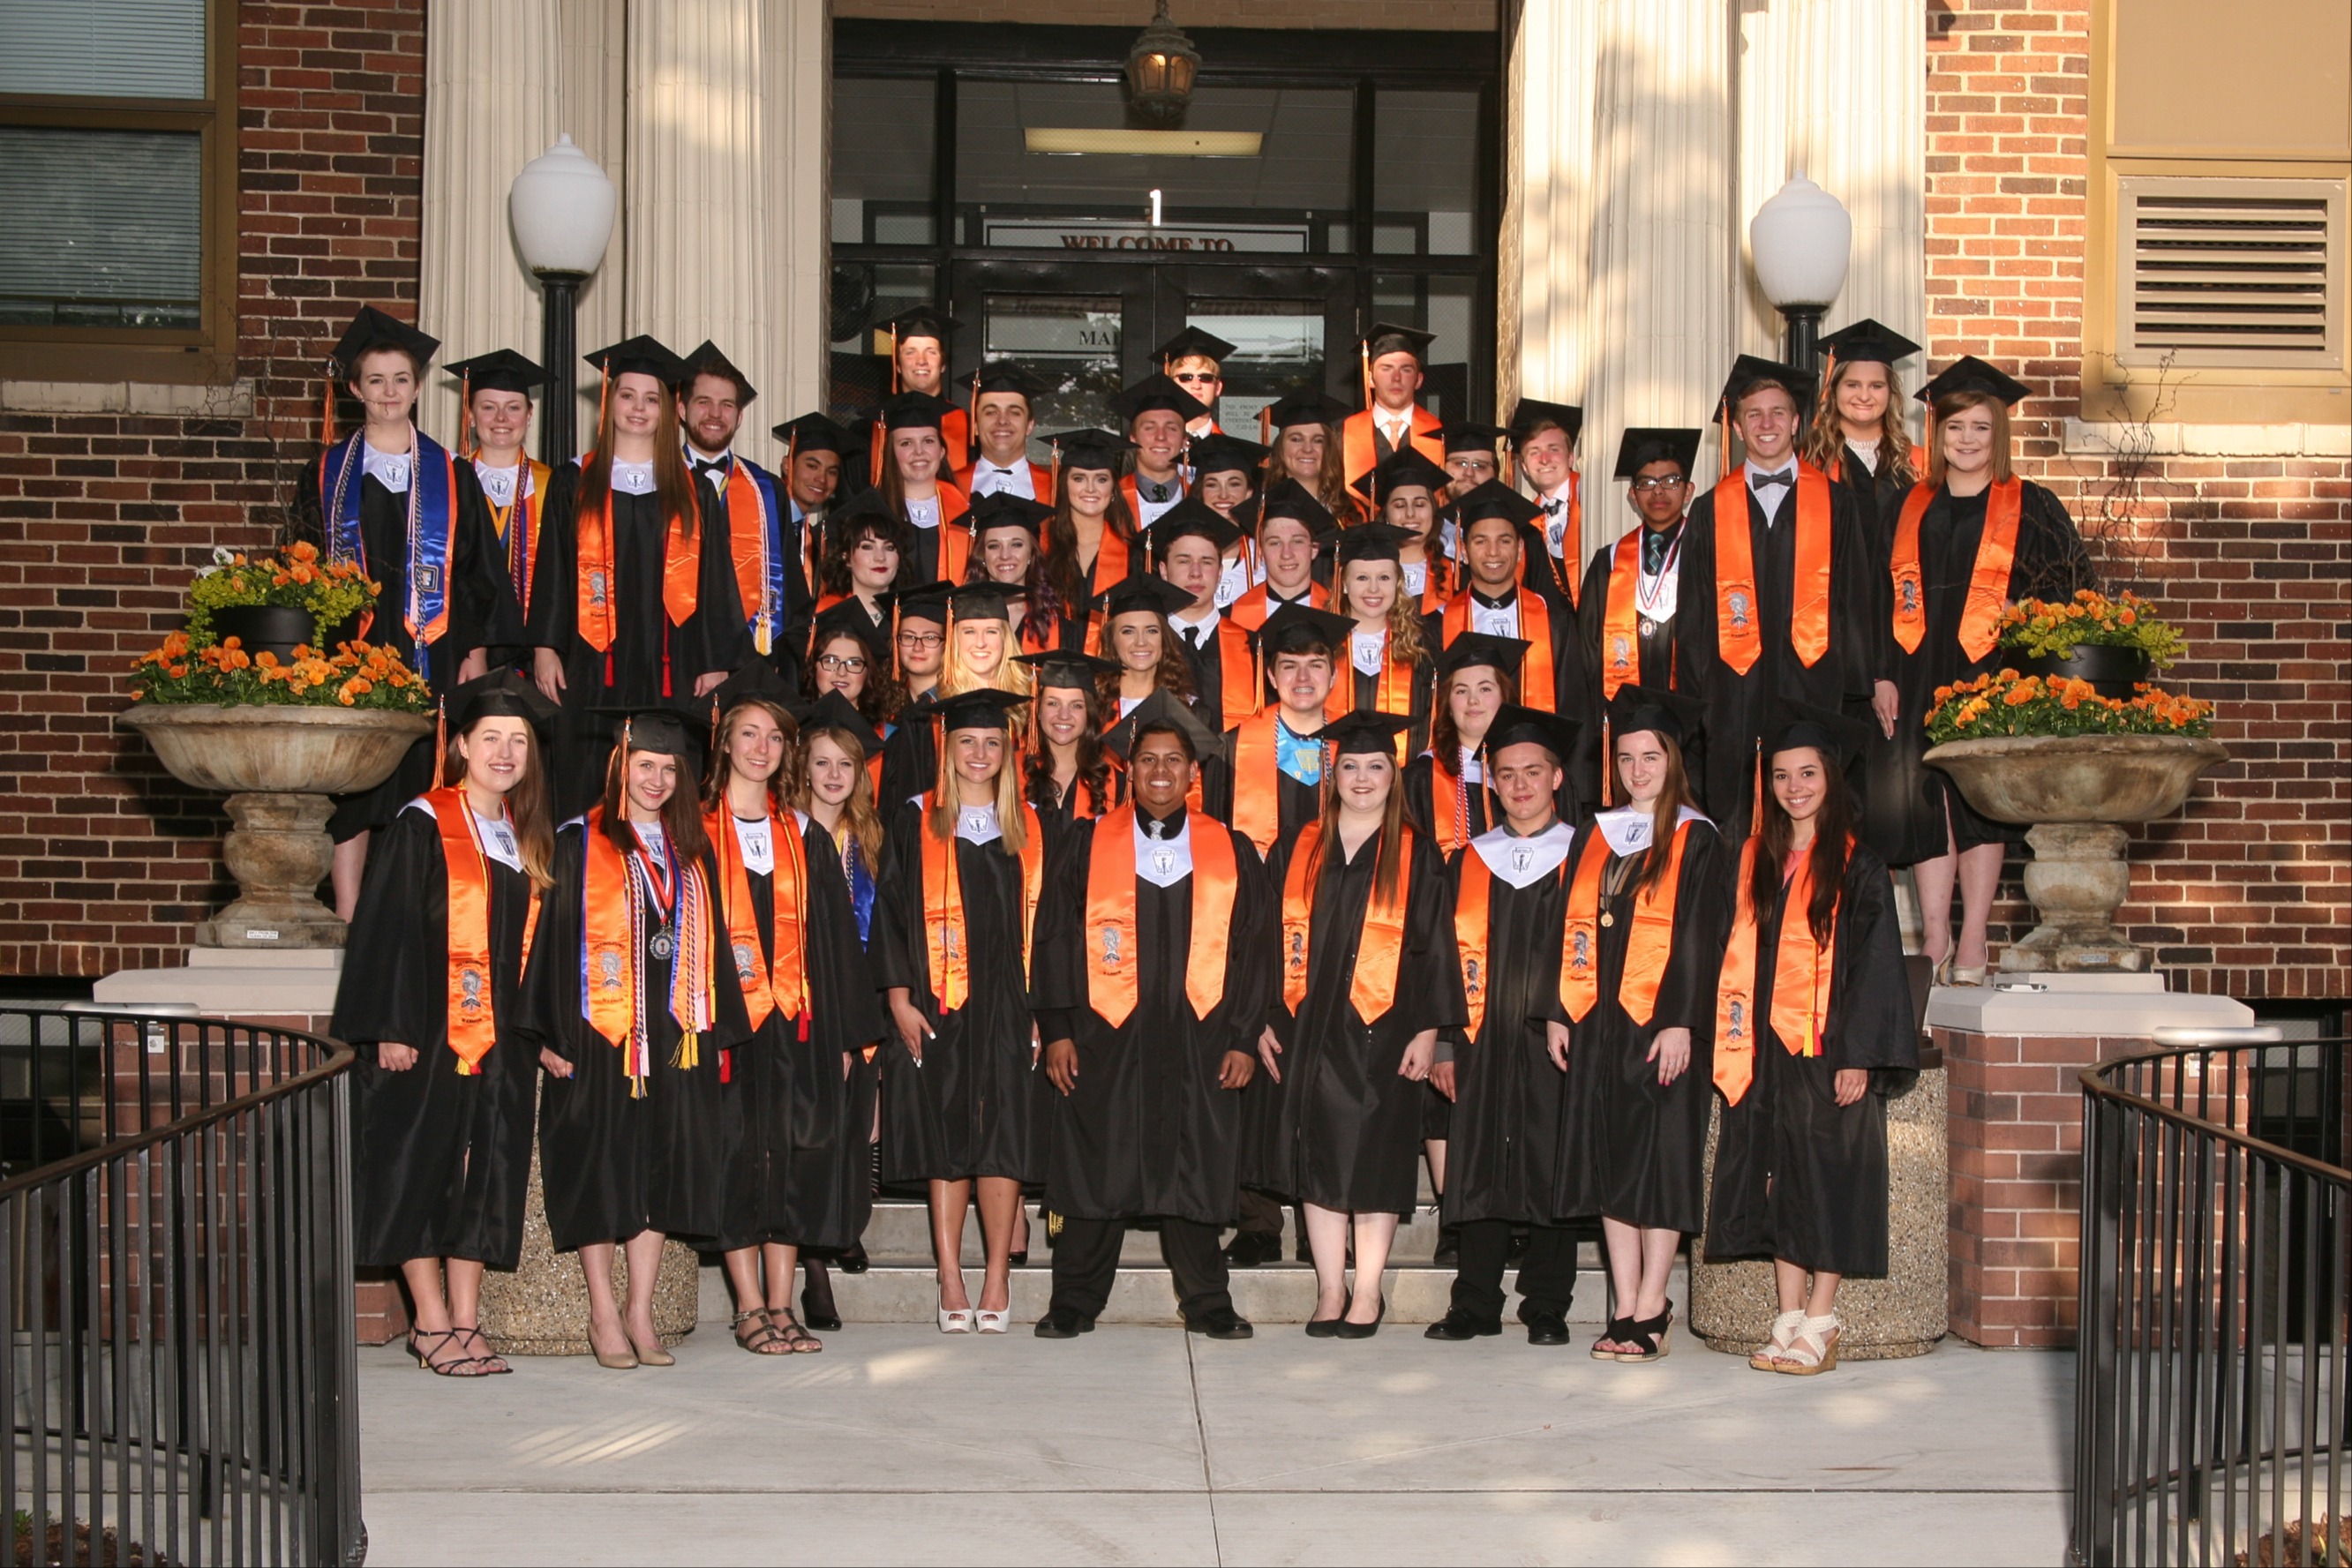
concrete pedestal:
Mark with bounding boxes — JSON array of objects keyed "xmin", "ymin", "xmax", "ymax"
[
  {"xmin": 93, "ymin": 946, "xmax": 343, "ymax": 1025},
  {"xmin": 1690, "ymin": 1067, "xmax": 1949, "ymax": 1360},
  {"xmin": 478, "ymin": 1146, "xmax": 701, "ymax": 1355}
]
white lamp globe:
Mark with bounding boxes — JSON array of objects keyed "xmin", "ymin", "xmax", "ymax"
[
  {"xmin": 1749, "ymin": 174, "xmax": 1852, "ymax": 310},
  {"xmin": 509, "ymin": 134, "xmax": 616, "ymax": 278}
]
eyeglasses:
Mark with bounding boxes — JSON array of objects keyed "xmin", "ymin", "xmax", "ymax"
[
  {"xmin": 816, "ymin": 653, "xmax": 868, "ymax": 673},
  {"xmin": 1170, "ymin": 371, "xmax": 1217, "ymax": 386},
  {"xmin": 898, "ymin": 630, "xmax": 944, "ymax": 649},
  {"xmin": 1629, "ymin": 476, "xmax": 1688, "ymax": 494}
]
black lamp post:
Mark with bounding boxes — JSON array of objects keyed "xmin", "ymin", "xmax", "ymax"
[{"xmin": 508, "ymin": 134, "xmax": 617, "ymax": 463}]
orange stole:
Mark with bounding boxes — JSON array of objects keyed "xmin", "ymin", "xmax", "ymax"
[
  {"xmin": 1452, "ymin": 849, "xmax": 1493, "ymax": 1038},
  {"xmin": 1229, "ymin": 709, "xmax": 1290, "ymax": 856},
  {"xmin": 919, "ymin": 799, "xmax": 1047, "ymax": 1012},
  {"xmin": 1597, "ymin": 530, "xmax": 1652, "ymax": 699},
  {"xmin": 1214, "ymin": 619, "xmax": 1259, "ymax": 720},
  {"xmin": 1424, "ymin": 754, "xmax": 1483, "ymax": 853},
  {"xmin": 1326, "ymin": 639, "xmax": 1416, "ymax": 722},
  {"xmin": 1541, "ymin": 473, "xmax": 1585, "ymax": 607},
  {"xmin": 427, "ymin": 789, "xmax": 538, "ymax": 1074},
  {"xmin": 1558, "ymin": 820, "xmax": 1690, "ymax": 1026},
  {"xmin": 706, "ymin": 806, "xmax": 809, "ymax": 1030},
  {"xmin": 575, "ymin": 476, "xmax": 700, "ymax": 654},
  {"xmin": 719, "ymin": 462, "xmax": 779, "ymax": 655},
  {"xmin": 1706, "ymin": 463, "xmax": 1832, "ymax": 676},
  {"xmin": 923, "ymin": 484, "xmax": 973, "ymax": 582},
  {"xmin": 1082, "ymin": 806, "xmax": 1239, "ymax": 1026},
  {"xmin": 1228, "ymin": 580, "xmax": 1327, "ymax": 634},
  {"xmin": 1281, "ymin": 822, "xmax": 1416, "ymax": 1023},
  {"xmin": 486, "ymin": 458, "xmax": 551, "ymax": 617},
  {"xmin": 1440, "ymin": 589, "xmax": 1557, "ymax": 711},
  {"xmin": 1890, "ymin": 477, "xmax": 2021, "ymax": 662},
  {"xmin": 1340, "ymin": 407, "xmax": 1446, "ymax": 490},
  {"xmin": 1711, "ymin": 836, "xmax": 1844, "ymax": 1106},
  {"xmin": 581, "ymin": 812, "xmax": 716, "ymax": 1092}
]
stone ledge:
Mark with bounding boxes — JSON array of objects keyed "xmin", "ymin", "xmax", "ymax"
[
  {"xmin": 2062, "ymin": 416, "xmax": 2352, "ymax": 459},
  {"xmin": 1, "ymin": 378, "xmax": 256, "ymax": 416}
]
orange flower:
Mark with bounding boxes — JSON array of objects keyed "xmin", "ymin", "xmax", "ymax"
[
  {"xmin": 167, "ymin": 664, "xmax": 188, "ymax": 679},
  {"xmin": 288, "ymin": 541, "xmax": 319, "ymax": 563},
  {"xmin": 289, "ymin": 564, "xmax": 314, "ymax": 585}
]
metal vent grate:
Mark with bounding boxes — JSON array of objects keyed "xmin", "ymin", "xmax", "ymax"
[{"xmin": 2117, "ymin": 177, "xmax": 2346, "ymax": 368}]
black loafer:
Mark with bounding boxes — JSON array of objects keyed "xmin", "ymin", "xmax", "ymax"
[
  {"xmin": 1222, "ymin": 1232, "xmax": 1279, "ymax": 1269},
  {"xmin": 1033, "ymin": 1310, "xmax": 1095, "ymax": 1339},
  {"xmin": 1188, "ymin": 1308, "xmax": 1255, "ymax": 1340},
  {"xmin": 1523, "ymin": 1309, "xmax": 1571, "ymax": 1347},
  {"xmin": 1423, "ymin": 1308, "xmax": 1503, "ymax": 1341}
]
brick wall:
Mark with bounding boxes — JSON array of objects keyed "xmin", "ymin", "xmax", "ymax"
[
  {"xmin": 1924, "ymin": 0, "xmax": 2352, "ymax": 1004},
  {"xmin": 0, "ymin": 0, "xmax": 426, "ymax": 979}
]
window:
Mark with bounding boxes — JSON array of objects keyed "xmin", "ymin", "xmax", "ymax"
[{"xmin": 0, "ymin": 0, "xmax": 237, "ymax": 383}]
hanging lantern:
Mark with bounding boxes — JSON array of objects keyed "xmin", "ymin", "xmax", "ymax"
[{"xmin": 1123, "ymin": 1, "xmax": 1199, "ymax": 128}]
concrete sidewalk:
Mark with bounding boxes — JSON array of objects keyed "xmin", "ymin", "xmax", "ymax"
[{"xmin": 357, "ymin": 1324, "xmax": 2074, "ymax": 1565}]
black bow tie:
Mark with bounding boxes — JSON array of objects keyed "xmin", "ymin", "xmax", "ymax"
[
  {"xmin": 1540, "ymin": 498, "xmax": 1565, "ymax": 515},
  {"xmin": 1750, "ymin": 468, "xmax": 1793, "ymax": 490}
]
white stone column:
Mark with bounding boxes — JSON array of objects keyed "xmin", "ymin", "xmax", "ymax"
[
  {"xmin": 626, "ymin": 0, "xmax": 830, "ymax": 468},
  {"xmin": 1503, "ymin": 1, "xmax": 1600, "ymax": 423},
  {"xmin": 553, "ymin": 0, "xmax": 629, "ymax": 448}
]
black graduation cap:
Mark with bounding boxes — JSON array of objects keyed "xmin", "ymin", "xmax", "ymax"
[
  {"xmin": 1353, "ymin": 446, "xmax": 1452, "ymax": 504},
  {"xmin": 968, "ymin": 360, "xmax": 1048, "ymax": 401},
  {"xmin": 1484, "ymin": 703, "xmax": 1580, "ymax": 765},
  {"xmin": 798, "ymin": 688, "xmax": 886, "ymax": 754},
  {"xmin": 1435, "ymin": 631, "xmax": 1529, "ymax": 680},
  {"xmin": 1325, "ymin": 709, "xmax": 1414, "ymax": 755},
  {"xmin": 1263, "ymin": 386, "xmax": 1353, "ymax": 431},
  {"xmin": 1048, "ymin": 428, "xmax": 1134, "ymax": 472},
  {"xmin": 1093, "ymin": 574, "xmax": 1195, "ymax": 619},
  {"xmin": 1763, "ymin": 695, "xmax": 1875, "ymax": 768},
  {"xmin": 1013, "ymin": 649, "xmax": 1116, "ymax": 689},
  {"xmin": 807, "ymin": 598, "xmax": 890, "ymax": 661},
  {"xmin": 883, "ymin": 579, "xmax": 956, "ymax": 625},
  {"xmin": 1605, "ymin": 683, "xmax": 1705, "ymax": 749},
  {"xmin": 1508, "ymin": 398, "xmax": 1583, "ymax": 448},
  {"xmin": 1146, "ymin": 498, "xmax": 1242, "ymax": 556},
  {"xmin": 1818, "ymin": 317, "xmax": 1923, "ymax": 368},
  {"xmin": 1917, "ymin": 355, "xmax": 2033, "ymax": 408},
  {"xmin": 1154, "ymin": 326, "xmax": 1238, "ymax": 369},
  {"xmin": 1257, "ymin": 603, "xmax": 1355, "ymax": 657},
  {"xmin": 1334, "ymin": 520, "xmax": 1418, "ymax": 566},
  {"xmin": 881, "ymin": 305, "xmax": 959, "ymax": 347},
  {"xmin": 946, "ymin": 582, "xmax": 1015, "ymax": 622},
  {"xmin": 1361, "ymin": 322, "xmax": 1437, "ymax": 364},
  {"xmin": 1104, "ymin": 688, "xmax": 1221, "ymax": 763},
  {"xmin": 1612, "ymin": 427, "xmax": 1704, "ymax": 482},
  {"xmin": 1109, "ymin": 374, "xmax": 1212, "ymax": 426},
  {"xmin": 445, "ymin": 348, "xmax": 549, "ymax": 399},
  {"xmin": 879, "ymin": 390, "xmax": 955, "ymax": 431},
  {"xmin": 1238, "ymin": 478, "xmax": 1337, "ymax": 536},
  {"xmin": 1186, "ymin": 432, "xmax": 1267, "ymax": 477},
  {"xmin": 913, "ymin": 686, "xmax": 1026, "ymax": 733},
  {"xmin": 825, "ymin": 485, "xmax": 900, "ymax": 532},
  {"xmin": 771, "ymin": 410, "xmax": 853, "ymax": 453},
  {"xmin": 585, "ymin": 335, "xmax": 692, "ymax": 387},
  {"xmin": 332, "ymin": 305, "xmax": 440, "ymax": 373},
  {"xmin": 967, "ymin": 491, "xmax": 1051, "ymax": 536},
  {"xmin": 1437, "ymin": 421, "xmax": 1511, "ymax": 456},
  {"xmin": 445, "ymin": 669, "xmax": 559, "ymax": 733},
  {"xmin": 710, "ymin": 659, "xmax": 798, "ymax": 716},
  {"xmin": 1715, "ymin": 355, "xmax": 1820, "ymax": 422},
  {"xmin": 683, "ymin": 340, "xmax": 756, "ymax": 402},
  {"xmin": 1450, "ymin": 478, "xmax": 1542, "ymax": 529},
  {"xmin": 597, "ymin": 706, "xmax": 698, "ymax": 761}
]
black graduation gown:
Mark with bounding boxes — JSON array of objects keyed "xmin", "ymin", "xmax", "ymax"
[
  {"xmin": 1829, "ymin": 444, "xmax": 1912, "ymax": 562},
  {"xmin": 877, "ymin": 716, "xmax": 939, "ymax": 816},
  {"xmin": 525, "ymin": 465, "xmax": 750, "ymax": 818},
  {"xmin": 1204, "ymin": 724, "xmax": 1324, "ymax": 858},
  {"xmin": 871, "ymin": 799, "xmax": 1039, "ymax": 1182},
  {"xmin": 1704, "ymin": 840, "xmax": 1919, "ymax": 1276},
  {"xmin": 1403, "ymin": 752, "xmax": 1495, "ymax": 853},
  {"xmin": 331, "ymin": 804, "xmax": 537, "ymax": 1269},
  {"xmin": 517, "ymin": 822, "xmax": 739, "ymax": 1250},
  {"xmin": 1549, "ymin": 819, "xmax": 1732, "ymax": 1233},
  {"xmin": 1678, "ymin": 478, "xmax": 1883, "ymax": 841},
  {"xmin": 1865, "ymin": 480, "xmax": 2096, "ymax": 866},
  {"xmin": 690, "ymin": 457, "xmax": 808, "ymax": 694},
  {"xmin": 714, "ymin": 813, "xmax": 889, "ymax": 1253},
  {"xmin": 1257, "ymin": 829, "xmax": 1462, "ymax": 1215},
  {"xmin": 900, "ymin": 507, "xmax": 969, "ymax": 587},
  {"xmin": 1436, "ymin": 833, "xmax": 1574, "ymax": 1227},
  {"xmin": 1176, "ymin": 621, "xmax": 1236, "ymax": 734},
  {"xmin": 1574, "ymin": 527, "xmax": 1687, "ymax": 697},
  {"xmin": 1027, "ymin": 770, "xmax": 1113, "ymax": 851},
  {"xmin": 1349, "ymin": 652, "xmax": 1435, "ymax": 757},
  {"xmin": 1031, "ymin": 815, "xmax": 1274, "ymax": 1223},
  {"xmin": 296, "ymin": 461, "xmax": 508, "ymax": 840}
]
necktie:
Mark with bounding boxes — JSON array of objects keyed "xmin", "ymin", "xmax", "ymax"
[
  {"xmin": 1750, "ymin": 468, "xmax": 1793, "ymax": 491},
  {"xmin": 1186, "ymin": 626, "xmax": 1204, "ymax": 651}
]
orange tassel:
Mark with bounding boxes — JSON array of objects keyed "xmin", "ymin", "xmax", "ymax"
[
  {"xmin": 320, "ymin": 361, "xmax": 336, "ymax": 449},
  {"xmin": 889, "ymin": 326, "xmax": 900, "ymax": 394},
  {"xmin": 1359, "ymin": 341, "xmax": 1373, "ymax": 416},
  {"xmin": 597, "ymin": 363, "xmax": 611, "ymax": 442},
  {"xmin": 1598, "ymin": 716, "xmax": 1612, "ymax": 808},
  {"xmin": 432, "ymin": 698, "xmax": 447, "ymax": 789},
  {"xmin": 1719, "ymin": 396, "xmax": 1736, "ymax": 479}
]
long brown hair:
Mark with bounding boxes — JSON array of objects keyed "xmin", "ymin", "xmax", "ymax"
[
  {"xmin": 1024, "ymin": 682, "xmax": 1113, "ymax": 815},
  {"xmin": 576, "ymin": 374, "xmax": 696, "ymax": 535},
  {"xmin": 1042, "ymin": 479, "xmax": 1138, "ymax": 615},
  {"xmin": 800, "ymin": 629, "xmax": 900, "ymax": 727},
  {"xmin": 701, "ymin": 698, "xmax": 800, "ymax": 813},
  {"xmin": 596, "ymin": 739, "xmax": 713, "ymax": 867},
  {"xmin": 791, "ymin": 724, "xmax": 885, "ymax": 873},
  {"xmin": 440, "ymin": 717, "xmax": 556, "ymax": 889},
  {"xmin": 1095, "ymin": 612, "xmax": 1194, "ymax": 706},
  {"xmin": 1750, "ymin": 745, "xmax": 1854, "ymax": 946},
  {"xmin": 1801, "ymin": 358, "xmax": 1918, "ymax": 485},
  {"xmin": 1266, "ymin": 420, "xmax": 1362, "ymax": 525},
  {"xmin": 1429, "ymin": 664, "xmax": 1516, "ymax": 773},
  {"xmin": 924, "ymin": 722, "xmax": 1027, "ymax": 859},
  {"xmin": 1612, "ymin": 730, "xmax": 1698, "ymax": 899},
  {"xmin": 1923, "ymin": 388, "xmax": 2016, "ymax": 487},
  {"xmin": 1304, "ymin": 749, "xmax": 1408, "ymax": 908}
]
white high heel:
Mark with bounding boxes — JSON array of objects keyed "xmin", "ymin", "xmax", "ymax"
[
  {"xmin": 974, "ymin": 1309, "xmax": 1010, "ymax": 1334},
  {"xmin": 937, "ymin": 1305, "xmax": 974, "ymax": 1334}
]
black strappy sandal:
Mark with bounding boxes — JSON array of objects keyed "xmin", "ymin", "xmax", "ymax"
[
  {"xmin": 732, "ymin": 1309, "xmax": 793, "ymax": 1355},
  {"xmin": 1612, "ymin": 1308, "xmax": 1674, "ymax": 1363},
  {"xmin": 450, "ymin": 1326, "xmax": 512, "ymax": 1375},
  {"xmin": 408, "ymin": 1327, "xmax": 499, "ymax": 1377},
  {"xmin": 1590, "ymin": 1316, "xmax": 1634, "ymax": 1361}
]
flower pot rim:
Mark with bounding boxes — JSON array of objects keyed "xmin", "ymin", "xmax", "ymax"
[
  {"xmin": 1925, "ymin": 731, "xmax": 2228, "ymax": 763},
  {"xmin": 122, "ymin": 701, "xmax": 434, "ymax": 731}
]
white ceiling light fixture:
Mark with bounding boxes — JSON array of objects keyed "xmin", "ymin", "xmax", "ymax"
[{"xmin": 1024, "ymin": 128, "xmax": 1261, "ymax": 157}]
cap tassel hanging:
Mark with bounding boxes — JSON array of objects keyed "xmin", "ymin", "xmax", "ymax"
[
  {"xmin": 319, "ymin": 357, "xmax": 338, "ymax": 449},
  {"xmin": 1359, "ymin": 341, "xmax": 1374, "ymax": 417},
  {"xmin": 1718, "ymin": 397, "xmax": 1736, "ymax": 480},
  {"xmin": 432, "ymin": 695, "xmax": 448, "ymax": 789},
  {"xmin": 1597, "ymin": 716, "xmax": 1612, "ymax": 808},
  {"xmin": 596, "ymin": 361, "xmax": 611, "ymax": 448},
  {"xmin": 456, "ymin": 369, "xmax": 473, "ymax": 461}
]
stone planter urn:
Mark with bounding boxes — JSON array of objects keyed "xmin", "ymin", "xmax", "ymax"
[
  {"xmin": 122, "ymin": 703, "xmax": 432, "ymax": 949},
  {"xmin": 1924, "ymin": 732, "xmax": 2228, "ymax": 972}
]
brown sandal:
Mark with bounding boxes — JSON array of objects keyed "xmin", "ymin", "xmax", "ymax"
[
  {"xmin": 732, "ymin": 1309, "xmax": 793, "ymax": 1355},
  {"xmin": 766, "ymin": 1309, "xmax": 823, "ymax": 1354}
]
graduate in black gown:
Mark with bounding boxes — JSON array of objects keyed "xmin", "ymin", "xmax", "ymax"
[
  {"xmin": 332, "ymin": 671, "xmax": 554, "ymax": 1376},
  {"xmin": 1257, "ymin": 710, "xmax": 1462, "ymax": 1337},
  {"xmin": 1704, "ymin": 701, "xmax": 1918, "ymax": 1377},
  {"xmin": 517, "ymin": 709, "xmax": 740, "ymax": 1369},
  {"xmin": 1032, "ymin": 694, "xmax": 1274, "ymax": 1339},
  {"xmin": 1802, "ymin": 319, "xmax": 1926, "ymax": 553},
  {"xmin": 1153, "ymin": 501, "xmax": 1256, "ymax": 734},
  {"xmin": 703, "ymin": 669, "xmax": 885, "ymax": 1354},
  {"xmin": 1018, "ymin": 650, "xmax": 1118, "ymax": 839},
  {"xmin": 1549, "ymin": 686, "xmax": 1732, "ymax": 1363},
  {"xmin": 1678, "ymin": 356, "xmax": 1895, "ymax": 841},
  {"xmin": 1577, "ymin": 429, "xmax": 1701, "ymax": 709},
  {"xmin": 300, "ymin": 307, "xmax": 509, "ymax": 919},
  {"xmin": 1331, "ymin": 522, "xmax": 1436, "ymax": 756},
  {"xmin": 1875, "ymin": 359, "xmax": 2095, "ymax": 980},
  {"xmin": 1422, "ymin": 706, "xmax": 1583, "ymax": 1348},
  {"xmin": 875, "ymin": 581, "xmax": 954, "ymax": 809},
  {"xmin": 526, "ymin": 337, "xmax": 749, "ymax": 820},
  {"xmin": 873, "ymin": 687, "xmax": 1044, "ymax": 1334},
  {"xmin": 1404, "ymin": 632, "xmax": 1522, "ymax": 855}
]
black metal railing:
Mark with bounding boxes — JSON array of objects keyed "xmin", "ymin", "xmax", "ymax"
[
  {"xmin": 0, "ymin": 1006, "xmax": 362, "ymax": 1566},
  {"xmin": 2077, "ymin": 1033, "xmax": 2351, "ymax": 1566}
]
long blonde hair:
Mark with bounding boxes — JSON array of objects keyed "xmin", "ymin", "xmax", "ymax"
[
  {"xmin": 923, "ymin": 722, "xmax": 1028, "ymax": 859},
  {"xmin": 937, "ymin": 614, "xmax": 1032, "ymax": 699},
  {"xmin": 1801, "ymin": 358, "xmax": 1918, "ymax": 485},
  {"xmin": 791, "ymin": 723, "xmax": 885, "ymax": 873},
  {"xmin": 1337, "ymin": 564, "xmax": 1428, "ymax": 667},
  {"xmin": 439, "ymin": 718, "xmax": 556, "ymax": 890}
]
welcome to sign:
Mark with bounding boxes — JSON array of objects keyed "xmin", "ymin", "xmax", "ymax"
[{"xmin": 981, "ymin": 218, "xmax": 1309, "ymax": 254}]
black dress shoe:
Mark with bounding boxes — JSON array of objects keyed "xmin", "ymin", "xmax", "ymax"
[
  {"xmin": 1222, "ymin": 1232, "xmax": 1279, "ymax": 1269},
  {"xmin": 799, "ymin": 1279, "xmax": 843, "ymax": 1333},
  {"xmin": 836, "ymin": 1242, "xmax": 870, "ymax": 1275},
  {"xmin": 1423, "ymin": 1308, "xmax": 1502, "ymax": 1341},
  {"xmin": 1033, "ymin": 1310, "xmax": 1095, "ymax": 1339},
  {"xmin": 1187, "ymin": 1308, "xmax": 1255, "ymax": 1340},
  {"xmin": 1304, "ymin": 1315, "xmax": 1341, "ymax": 1338},
  {"xmin": 1334, "ymin": 1294, "xmax": 1386, "ymax": 1339},
  {"xmin": 1523, "ymin": 1309, "xmax": 1571, "ymax": 1347}
]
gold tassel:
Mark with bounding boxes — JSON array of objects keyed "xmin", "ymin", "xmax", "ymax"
[{"xmin": 673, "ymin": 1029, "xmax": 700, "ymax": 1072}]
